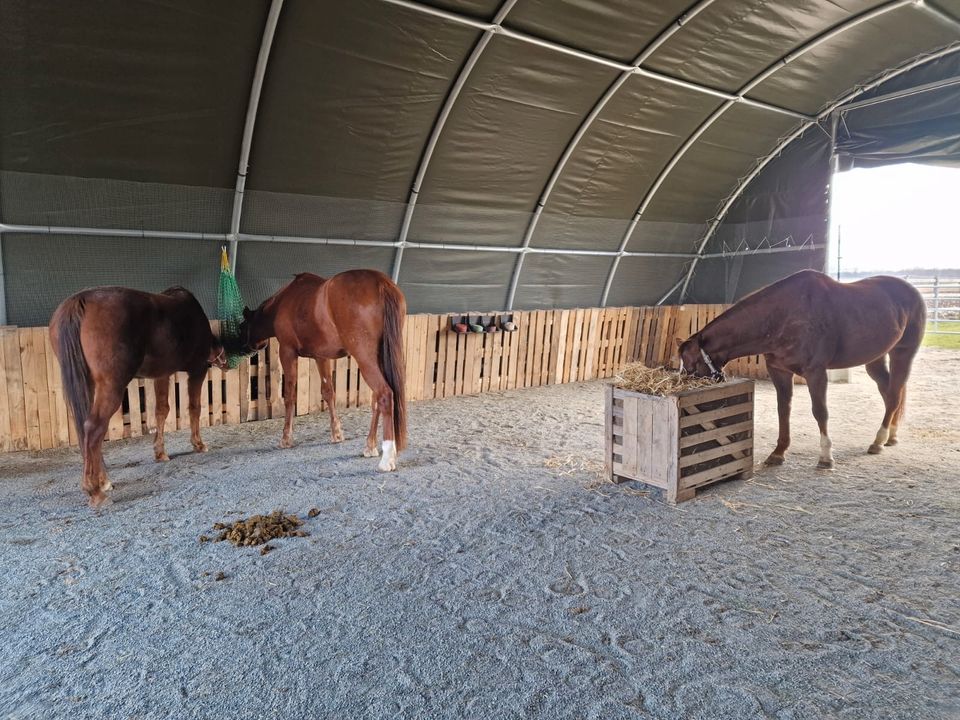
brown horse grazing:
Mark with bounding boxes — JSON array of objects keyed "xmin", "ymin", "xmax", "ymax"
[
  {"xmin": 50, "ymin": 287, "xmax": 227, "ymax": 507},
  {"xmin": 676, "ymin": 270, "xmax": 926, "ymax": 469},
  {"xmin": 238, "ymin": 269, "xmax": 407, "ymax": 471}
]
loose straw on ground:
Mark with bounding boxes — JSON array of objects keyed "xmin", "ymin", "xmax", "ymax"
[{"xmin": 613, "ymin": 363, "xmax": 716, "ymax": 396}]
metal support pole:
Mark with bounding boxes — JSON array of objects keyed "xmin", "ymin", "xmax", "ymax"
[
  {"xmin": 826, "ymin": 112, "xmax": 840, "ymax": 276},
  {"xmin": 391, "ymin": 0, "xmax": 519, "ymax": 284},
  {"xmin": 229, "ymin": 0, "xmax": 285, "ymax": 273},
  {"xmin": 933, "ymin": 275, "xmax": 940, "ymax": 332}
]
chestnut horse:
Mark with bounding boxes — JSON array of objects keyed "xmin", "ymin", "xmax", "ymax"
[
  {"xmin": 238, "ymin": 269, "xmax": 407, "ymax": 471},
  {"xmin": 677, "ymin": 270, "xmax": 925, "ymax": 469},
  {"xmin": 50, "ymin": 287, "xmax": 227, "ymax": 507}
]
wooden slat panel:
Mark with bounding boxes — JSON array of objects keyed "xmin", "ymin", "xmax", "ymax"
[
  {"xmin": 239, "ymin": 358, "xmax": 252, "ymax": 421},
  {"xmin": 225, "ymin": 365, "xmax": 241, "ymax": 425},
  {"xmin": 680, "ymin": 420, "xmax": 754, "ymax": 449},
  {"xmin": 679, "ymin": 438, "xmax": 753, "ymax": 469},
  {"xmin": 208, "ymin": 367, "xmax": 222, "ymax": 426},
  {"xmin": 443, "ymin": 323, "xmax": 458, "ymax": 397},
  {"xmin": 620, "ymin": 395, "xmax": 638, "ymax": 479},
  {"xmin": 335, "ymin": 356, "xmax": 349, "ymax": 408},
  {"xmin": 172, "ymin": 374, "xmax": 184, "ymax": 431},
  {"xmin": 126, "ymin": 379, "xmax": 142, "ymax": 438},
  {"xmin": 0, "ymin": 328, "xmax": 14, "ymax": 452},
  {"xmin": 553, "ymin": 309, "xmax": 569, "ymax": 384},
  {"xmin": 678, "ymin": 381, "xmax": 753, "ymax": 408},
  {"xmin": 296, "ymin": 357, "xmax": 310, "ymax": 417},
  {"xmin": 18, "ymin": 329, "xmax": 44, "ymax": 449},
  {"xmin": 43, "ymin": 330, "xmax": 70, "ymax": 447},
  {"xmin": 680, "ymin": 456, "xmax": 753, "ymax": 490},
  {"xmin": 679, "ymin": 400, "xmax": 753, "ymax": 428}
]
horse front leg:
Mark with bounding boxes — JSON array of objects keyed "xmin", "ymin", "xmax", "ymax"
[
  {"xmin": 764, "ymin": 363, "xmax": 794, "ymax": 466},
  {"xmin": 279, "ymin": 346, "xmax": 298, "ymax": 449},
  {"xmin": 153, "ymin": 375, "xmax": 171, "ymax": 461},
  {"xmin": 805, "ymin": 368, "xmax": 833, "ymax": 469},
  {"xmin": 187, "ymin": 372, "xmax": 209, "ymax": 453}
]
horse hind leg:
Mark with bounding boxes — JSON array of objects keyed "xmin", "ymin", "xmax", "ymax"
[
  {"xmin": 153, "ymin": 375, "xmax": 171, "ymax": 461},
  {"xmin": 869, "ymin": 347, "xmax": 916, "ymax": 454},
  {"xmin": 83, "ymin": 384, "xmax": 124, "ymax": 507},
  {"xmin": 354, "ymin": 355, "xmax": 396, "ymax": 471},
  {"xmin": 363, "ymin": 400, "xmax": 380, "ymax": 458}
]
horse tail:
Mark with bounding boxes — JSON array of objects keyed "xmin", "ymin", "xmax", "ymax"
[
  {"xmin": 379, "ymin": 281, "xmax": 407, "ymax": 451},
  {"xmin": 52, "ymin": 296, "xmax": 93, "ymax": 443}
]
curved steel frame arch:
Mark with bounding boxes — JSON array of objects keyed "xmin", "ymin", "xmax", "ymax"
[
  {"xmin": 599, "ymin": 0, "xmax": 925, "ymax": 307},
  {"xmin": 503, "ymin": 0, "xmax": 725, "ymax": 311},
  {"xmin": 228, "ymin": 0, "xmax": 285, "ymax": 272},
  {"xmin": 670, "ymin": 37, "xmax": 960, "ymax": 304},
  {"xmin": 390, "ymin": 0, "xmax": 520, "ymax": 283},
  {"xmin": 382, "ymin": 0, "xmax": 811, "ymax": 288}
]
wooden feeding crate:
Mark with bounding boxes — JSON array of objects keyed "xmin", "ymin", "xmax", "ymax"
[{"xmin": 605, "ymin": 378, "xmax": 755, "ymax": 503}]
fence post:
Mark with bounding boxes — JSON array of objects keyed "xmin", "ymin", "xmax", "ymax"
[{"xmin": 932, "ymin": 276, "xmax": 939, "ymax": 333}]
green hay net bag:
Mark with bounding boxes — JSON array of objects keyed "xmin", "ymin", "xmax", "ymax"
[{"xmin": 217, "ymin": 247, "xmax": 250, "ymax": 369}]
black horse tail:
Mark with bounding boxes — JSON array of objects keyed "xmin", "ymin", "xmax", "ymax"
[
  {"xmin": 52, "ymin": 296, "xmax": 92, "ymax": 443},
  {"xmin": 379, "ymin": 281, "xmax": 407, "ymax": 451}
]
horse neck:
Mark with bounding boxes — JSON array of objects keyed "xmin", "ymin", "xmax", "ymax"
[
  {"xmin": 252, "ymin": 296, "xmax": 280, "ymax": 342},
  {"xmin": 700, "ymin": 302, "xmax": 774, "ymax": 363}
]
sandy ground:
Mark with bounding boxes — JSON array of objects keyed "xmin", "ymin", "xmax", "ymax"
[{"xmin": 0, "ymin": 347, "xmax": 957, "ymax": 720}]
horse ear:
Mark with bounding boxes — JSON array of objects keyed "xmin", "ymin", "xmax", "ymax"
[
  {"xmin": 242, "ymin": 306, "xmax": 252, "ymax": 320},
  {"xmin": 674, "ymin": 337, "xmax": 684, "ymax": 349}
]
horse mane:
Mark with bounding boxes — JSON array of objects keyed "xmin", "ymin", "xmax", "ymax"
[{"xmin": 161, "ymin": 286, "xmax": 193, "ymax": 297}]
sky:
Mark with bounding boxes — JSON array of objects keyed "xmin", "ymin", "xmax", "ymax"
[{"xmin": 829, "ymin": 163, "xmax": 960, "ymax": 274}]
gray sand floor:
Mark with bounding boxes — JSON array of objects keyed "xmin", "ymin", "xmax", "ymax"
[{"xmin": 1, "ymin": 348, "xmax": 958, "ymax": 719}]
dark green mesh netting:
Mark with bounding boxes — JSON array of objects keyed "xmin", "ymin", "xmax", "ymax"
[{"xmin": 217, "ymin": 247, "xmax": 249, "ymax": 369}]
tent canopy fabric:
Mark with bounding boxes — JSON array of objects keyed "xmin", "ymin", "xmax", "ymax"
[{"xmin": 1, "ymin": 0, "xmax": 959, "ymax": 325}]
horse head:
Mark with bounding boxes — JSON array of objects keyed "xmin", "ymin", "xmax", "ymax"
[
  {"xmin": 238, "ymin": 306, "xmax": 270, "ymax": 353},
  {"xmin": 676, "ymin": 336, "xmax": 724, "ymax": 381},
  {"xmin": 208, "ymin": 336, "xmax": 229, "ymax": 370}
]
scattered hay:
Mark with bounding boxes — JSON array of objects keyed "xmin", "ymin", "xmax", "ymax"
[
  {"xmin": 613, "ymin": 363, "xmax": 716, "ymax": 396},
  {"xmin": 544, "ymin": 454, "xmax": 606, "ymax": 483},
  {"xmin": 209, "ymin": 510, "xmax": 309, "ymax": 548},
  {"xmin": 307, "ymin": 507, "xmax": 321, "ymax": 518}
]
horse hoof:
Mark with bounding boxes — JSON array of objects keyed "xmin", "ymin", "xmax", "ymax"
[
  {"xmin": 817, "ymin": 459, "xmax": 834, "ymax": 470},
  {"xmin": 193, "ymin": 443, "xmax": 208, "ymax": 453},
  {"xmin": 884, "ymin": 437, "xmax": 898, "ymax": 447},
  {"xmin": 331, "ymin": 431, "xmax": 344, "ymax": 444},
  {"xmin": 155, "ymin": 452, "xmax": 170, "ymax": 463},
  {"xmin": 764, "ymin": 454, "xmax": 785, "ymax": 466},
  {"xmin": 377, "ymin": 459, "xmax": 397, "ymax": 472},
  {"xmin": 867, "ymin": 444, "xmax": 883, "ymax": 455},
  {"xmin": 89, "ymin": 494, "xmax": 113, "ymax": 509},
  {"xmin": 279, "ymin": 439, "xmax": 293, "ymax": 449},
  {"xmin": 101, "ymin": 480, "xmax": 113, "ymax": 492},
  {"xmin": 362, "ymin": 446, "xmax": 380, "ymax": 458}
]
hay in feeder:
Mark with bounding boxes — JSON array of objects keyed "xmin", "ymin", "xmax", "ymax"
[
  {"xmin": 613, "ymin": 363, "xmax": 716, "ymax": 396},
  {"xmin": 209, "ymin": 510, "xmax": 309, "ymax": 548}
]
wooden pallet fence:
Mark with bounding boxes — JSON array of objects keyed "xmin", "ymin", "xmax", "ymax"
[{"xmin": 0, "ymin": 304, "xmax": 778, "ymax": 453}]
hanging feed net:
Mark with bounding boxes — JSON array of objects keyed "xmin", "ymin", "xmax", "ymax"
[{"xmin": 217, "ymin": 246, "xmax": 250, "ymax": 369}]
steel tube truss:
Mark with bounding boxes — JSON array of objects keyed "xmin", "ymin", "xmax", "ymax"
[
  {"xmin": 390, "ymin": 0, "xmax": 519, "ymax": 284},
  {"xmin": 600, "ymin": 0, "xmax": 923, "ymax": 306},
  {"xmin": 673, "ymin": 38, "xmax": 960, "ymax": 303},
  {"xmin": 228, "ymin": 0, "xmax": 285, "ymax": 272},
  {"xmin": 0, "ymin": 221, "xmax": 821, "ymax": 260}
]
